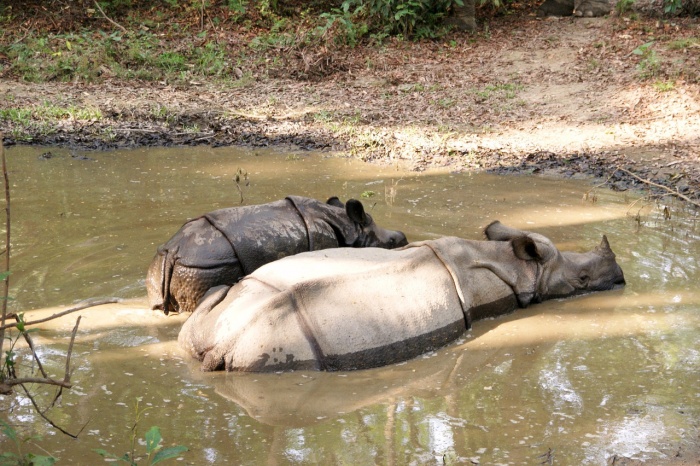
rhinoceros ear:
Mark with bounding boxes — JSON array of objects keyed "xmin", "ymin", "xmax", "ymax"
[
  {"xmin": 327, "ymin": 196, "xmax": 344, "ymax": 208},
  {"xmin": 345, "ymin": 199, "xmax": 368, "ymax": 225},
  {"xmin": 511, "ymin": 236, "xmax": 542, "ymax": 262},
  {"xmin": 485, "ymin": 221, "xmax": 526, "ymax": 241}
]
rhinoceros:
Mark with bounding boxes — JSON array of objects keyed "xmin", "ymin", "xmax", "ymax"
[
  {"xmin": 147, "ymin": 196, "xmax": 407, "ymax": 315},
  {"xmin": 178, "ymin": 221, "xmax": 625, "ymax": 372}
]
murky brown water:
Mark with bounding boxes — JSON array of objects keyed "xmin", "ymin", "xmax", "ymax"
[{"xmin": 1, "ymin": 145, "xmax": 698, "ymax": 465}]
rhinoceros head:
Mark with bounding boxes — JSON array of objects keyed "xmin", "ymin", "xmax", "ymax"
[
  {"xmin": 326, "ymin": 197, "xmax": 408, "ymax": 248},
  {"xmin": 485, "ymin": 221, "xmax": 625, "ymax": 302}
]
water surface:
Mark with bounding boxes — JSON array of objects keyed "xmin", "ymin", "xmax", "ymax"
[{"xmin": 1, "ymin": 145, "xmax": 698, "ymax": 465}]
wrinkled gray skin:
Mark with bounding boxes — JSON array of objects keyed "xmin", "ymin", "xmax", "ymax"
[
  {"xmin": 147, "ymin": 196, "xmax": 408, "ymax": 315},
  {"xmin": 179, "ymin": 221, "xmax": 625, "ymax": 372}
]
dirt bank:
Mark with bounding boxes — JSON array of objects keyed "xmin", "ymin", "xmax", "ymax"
[{"xmin": 1, "ymin": 14, "xmax": 699, "ymax": 203}]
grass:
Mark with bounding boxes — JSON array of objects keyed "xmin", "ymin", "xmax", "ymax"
[
  {"xmin": 313, "ymin": 110, "xmax": 334, "ymax": 122},
  {"xmin": 0, "ymin": 103, "xmax": 102, "ymax": 123},
  {"xmin": 667, "ymin": 37, "xmax": 700, "ymax": 50},
  {"xmin": 653, "ymin": 80, "xmax": 675, "ymax": 92},
  {"xmin": 473, "ymin": 82, "xmax": 523, "ymax": 100},
  {"xmin": 1, "ymin": 27, "xmax": 236, "ymax": 85},
  {"xmin": 0, "ymin": 102, "xmax": 103, "ymax": 142}
]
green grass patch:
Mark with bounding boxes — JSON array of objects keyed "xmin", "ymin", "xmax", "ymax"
[
  {"xmin": 667, "ymin": 37, "xmax": 700, "ymax": 50},
  {"xmin": 473, "ymin": 82, "xmax": 523, "ymax": 100},
  {"xmin": 0, "ymin": 104, "xmax": 102, "ymax": 123},
  {"xmin": 653, "ymin": 80, "xmax": 675, "ymax": 92},
  {"xmin": 2, "ymin": 28, "xmax": 233, "ymax": 84}
]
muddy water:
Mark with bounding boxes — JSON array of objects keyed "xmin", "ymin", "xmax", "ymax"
[{"xmin": 1, "ymin": 145, "xmax": 698, "ymax": 465}]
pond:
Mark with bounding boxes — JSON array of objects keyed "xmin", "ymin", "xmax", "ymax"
[{"xmin": 1, "ymin": 145, "xmax": 698, "ymax": 465}]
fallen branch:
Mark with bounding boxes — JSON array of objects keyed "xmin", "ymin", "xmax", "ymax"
[
  {"xmin": 616, "ymin": 166, "xmax": 699, "ymax": 208},
  {"xmin": 582, "ymin": 172, "xmax": 615, "ymax": 202},
  {"xmin": 20, "ymin": 384, "xmax": 82, "ymax": 438},
  {"xmin": 92, "ymin": 1, "xmax": 127, "ymax": 34},
  {"xmin": 4, "ymin": 315, "xmax": 83, "ymax": 393},
  {"xmin": 0, "ymin": 133, "xmax": 9, "ymax": 365},
  {"xmin": 64, "ymin": 316, "xmax": 81, "ymax": 385},
  {"xmin": 0, "ymin": 136, "xmax": 102, "ymax": 436},
  {"xmin": 22, "ymin": 330, "xmax": 49, "ymax": 379},
  {"xmin": 0, "ymin": 297, "xmax": 121, "ymax": 331},
  {"xmin": 4, "ymin": 377, "xmax": 72, "ymax": 389}
]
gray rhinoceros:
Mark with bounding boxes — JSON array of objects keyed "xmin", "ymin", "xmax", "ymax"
[
  {"xmin": 178, "ymin": 221, "xmax": 625, "ymax": 372},
  {"xmin": 147, "ymin": 196, "xmax": 408, "ymax": 315}
]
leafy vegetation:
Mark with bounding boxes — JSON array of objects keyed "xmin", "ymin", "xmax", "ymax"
[
  {"xmin": 632, "ymin": 41, "xmax": 661, "ymax": 79},
  {"xmin": 94, "ymin": 399, "xmax": 188, "ymax": 465},
  {"xmin": 0, "ymin": 419, "xmax": 56, "ymax": 466},
  {"xmin": 0, "ymin": 1, "xmax": 697, "ymax": 83},
  {"xmin": 0, "ymin": 402, "xmax": 187, "ymax": 465}
]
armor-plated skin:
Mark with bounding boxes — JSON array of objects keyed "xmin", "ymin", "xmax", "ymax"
[
  {"xmin": 179, "ymin": 221, "xmax": 625, "ymax": 372},
  {"xmin": 147, "ymin": 196, "xmax": 407, "ymax": 314}
]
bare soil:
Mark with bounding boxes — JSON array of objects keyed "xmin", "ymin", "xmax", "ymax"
[{"xmin": 2, "ymin": 13, "xmax": 700, "ymax": 203}]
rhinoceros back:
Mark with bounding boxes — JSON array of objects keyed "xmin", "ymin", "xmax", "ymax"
[
  {"xmin": 203, "ymin": 198, "xmax": 340, "ymax": 275},
  {"xmin": 179, "ymin": 245, "xmax": 469, "ymax": 372},
  {"xmin": 148, "ymin": 197, "xmax": 350, "ymax": 313}
]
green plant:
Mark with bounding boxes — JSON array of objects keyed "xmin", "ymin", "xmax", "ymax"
[
  {"xmin": 615, "ymin": 0, "xmax": 635, "ymax": 14},
  {"xmin": 473, "ymin": 82, "xmax": 522, "ymax": 100},
  {"xmin": 663, "ymin": 0, "xmax": 682, "ymax": 13},
  {"xmin": 155, "ymin": 52, "xmax": 187, "ymax": 72},
  {"xmin": 436, "ymin": 97, "xmax": 455, "ymax": 108},
  {"xmin": 227, "ymin": 0, "xmax": 248, "ymax": 13},
  {"xmin": 94, "ymin": 399, "xmax": 187, "ymax": 465},
  {"xmin": 0, "ymin": 417, "xmax": 56, "ymax": 465},
  {"xmin": 2, "ymin": 310, "xmax": 31, "ymax": 383},
  {"xmin": 318, "ymin": 3, "xmax": 368, "ymax": 46},
  {"xmin": 668, "ymin": 37, "xmax": 700, "ymax": 50},
  {"xmin": 653, "ymin": 80, "xmax": 675, "ymax": 91},
  {"xmin": 360, "ymin": 190, "xmax": 376, "ymax": 198},
  {"xmin": 633, "ymin": 41, "xmax": 661, "ymax": 79},
  {"xmin": 313, "ymin": 110, "xmax": 333, "ymax": 122},
  {"xmin": 317, "ymin": 0, "xmax": 464, "ymax": 42}
]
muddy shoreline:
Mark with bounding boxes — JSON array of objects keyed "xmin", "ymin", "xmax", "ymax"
[
  {"xmin": 2, "ymin": 15, "xmax": 699, "ymax": 204},
  {"xmin": 5, "ymin": 109, "xmax": 698, "ymax": 204}
]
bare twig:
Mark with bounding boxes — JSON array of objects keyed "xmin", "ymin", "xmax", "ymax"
[
  {"xmin": 0, "ymin": 136, "xmax": 93, "ymax": 435},
  {"xmin": 64, "ymin": 316, "xmax": 81, "ymax": 384},
  {"xmin": 0, "ymin": 134, "xmax": 9, "ymax": 366},
  {"xmin": 11, "ymin": 20, "xmax": 34, "ymax": 46},
  {"xmin": 234, "ymin": 167, "xmax": 249, "ymax": 205},
  {"xmin": 22, "ymin": 330, "xmax": 49, "ymax": 379},
  {"xmin": 0, "ymin": 297, "xmax": 120, "ymax": 331},
  {"xmin": 582, "ymin": 172, "xmax": 616, "ymax": 203},
  {"xmin": 5, "ymin": 377, "xmax": 72, "ymax": 388},
  {"xmin": 48, "ymin": 316, "xmax": 82, "ymax": 410},
  {"xmin": 92, "ymin": 1, "xmax": 127, "ymax": 34},
  {"xmin": 616, "ymin": 166, "xmax": 699, "ymax": 208},
  {"xmin": 19, "ymin": 384, "xmax": 81, "ymax": 438}
]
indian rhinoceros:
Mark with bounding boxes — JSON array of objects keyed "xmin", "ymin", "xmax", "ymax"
[
  {"xmin": 147, "ymin": 196, "xmax": 408, "ymax": 315},
  {"xmin": 178, "ymin": 221, "xmax": 625, "ymax": 372}
]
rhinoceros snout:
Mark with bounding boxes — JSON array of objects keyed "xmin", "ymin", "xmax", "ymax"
[
  {"xmin": 613, "ymin": 271, "xmax": 626, "ymax": 288},
  {"xmin": 392, "ymin": 233, "xmax": 409, "ymax": 248}
]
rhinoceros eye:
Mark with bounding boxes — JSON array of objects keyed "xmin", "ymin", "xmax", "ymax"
[{"xmin": 579, "ymin": 272, "xmax": 590, "ymax": 286}]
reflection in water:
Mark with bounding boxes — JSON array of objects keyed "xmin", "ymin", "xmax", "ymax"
[
  {"xmin": 1, "ymin": 145, "xmax": 698, "ymax": 464},
  {"xmin": 538, "ymin": 345, "xmax": 584, "ymax": 414}
]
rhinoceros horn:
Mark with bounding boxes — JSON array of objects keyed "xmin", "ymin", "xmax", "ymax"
[{"xmin": 595, "ymin": 235, "xmax": 615, "ymax": 256}]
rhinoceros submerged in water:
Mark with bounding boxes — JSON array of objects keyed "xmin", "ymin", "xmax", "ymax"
[
  {"xmin": 178, "ymin": 221, "xmax": 625, "ymax": 372},
  {"xmin": 147, "ymin": 196, "xmax": 407, "ymax": 315}
]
